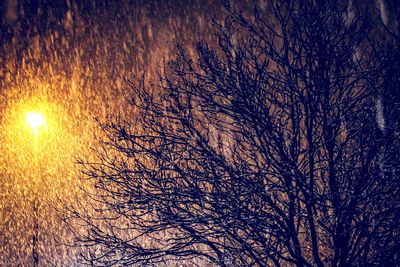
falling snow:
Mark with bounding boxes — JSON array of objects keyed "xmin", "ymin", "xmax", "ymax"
[
  {"xmin": 0, "ymin": 1, "xmax": 226, "ymax": 265},
  {"xmin": 0, "ymin": 0, "xmax": 398, "ymax": 266},
  {"xmin": 377, "ymin": 98, "xmax": 386, "ymax": 132}
]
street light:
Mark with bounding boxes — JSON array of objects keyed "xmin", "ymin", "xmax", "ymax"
[
  {"xmin": 26, "ymin": 112, "xmax": 46, "ymax": 137},
  {"xmin": 26, "ymin": 111, "xmax": 46, "ymax": 267}
]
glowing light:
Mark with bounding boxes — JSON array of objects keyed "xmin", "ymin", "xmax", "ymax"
[{"xmin": 26, "ymin": 112, "xmax": 46, "ymax": 132}]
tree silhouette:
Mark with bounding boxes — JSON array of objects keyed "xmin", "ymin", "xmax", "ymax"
[{"xmin": 67, "ymin": 1, "xmax": 400, "ymax": 266}]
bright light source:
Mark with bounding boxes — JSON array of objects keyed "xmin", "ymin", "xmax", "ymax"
[{"xmin": 26, "ymin": 112, "xmax": 46, "ymax": 131}]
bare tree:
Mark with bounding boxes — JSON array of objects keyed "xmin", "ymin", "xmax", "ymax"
[
  {"xmin": 66, "ymin": 1, "xmax": 400, "ymax": 266},
  {"xmin": 367, "ymin": 1, "xmax": 400, "ymax": 264}
]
